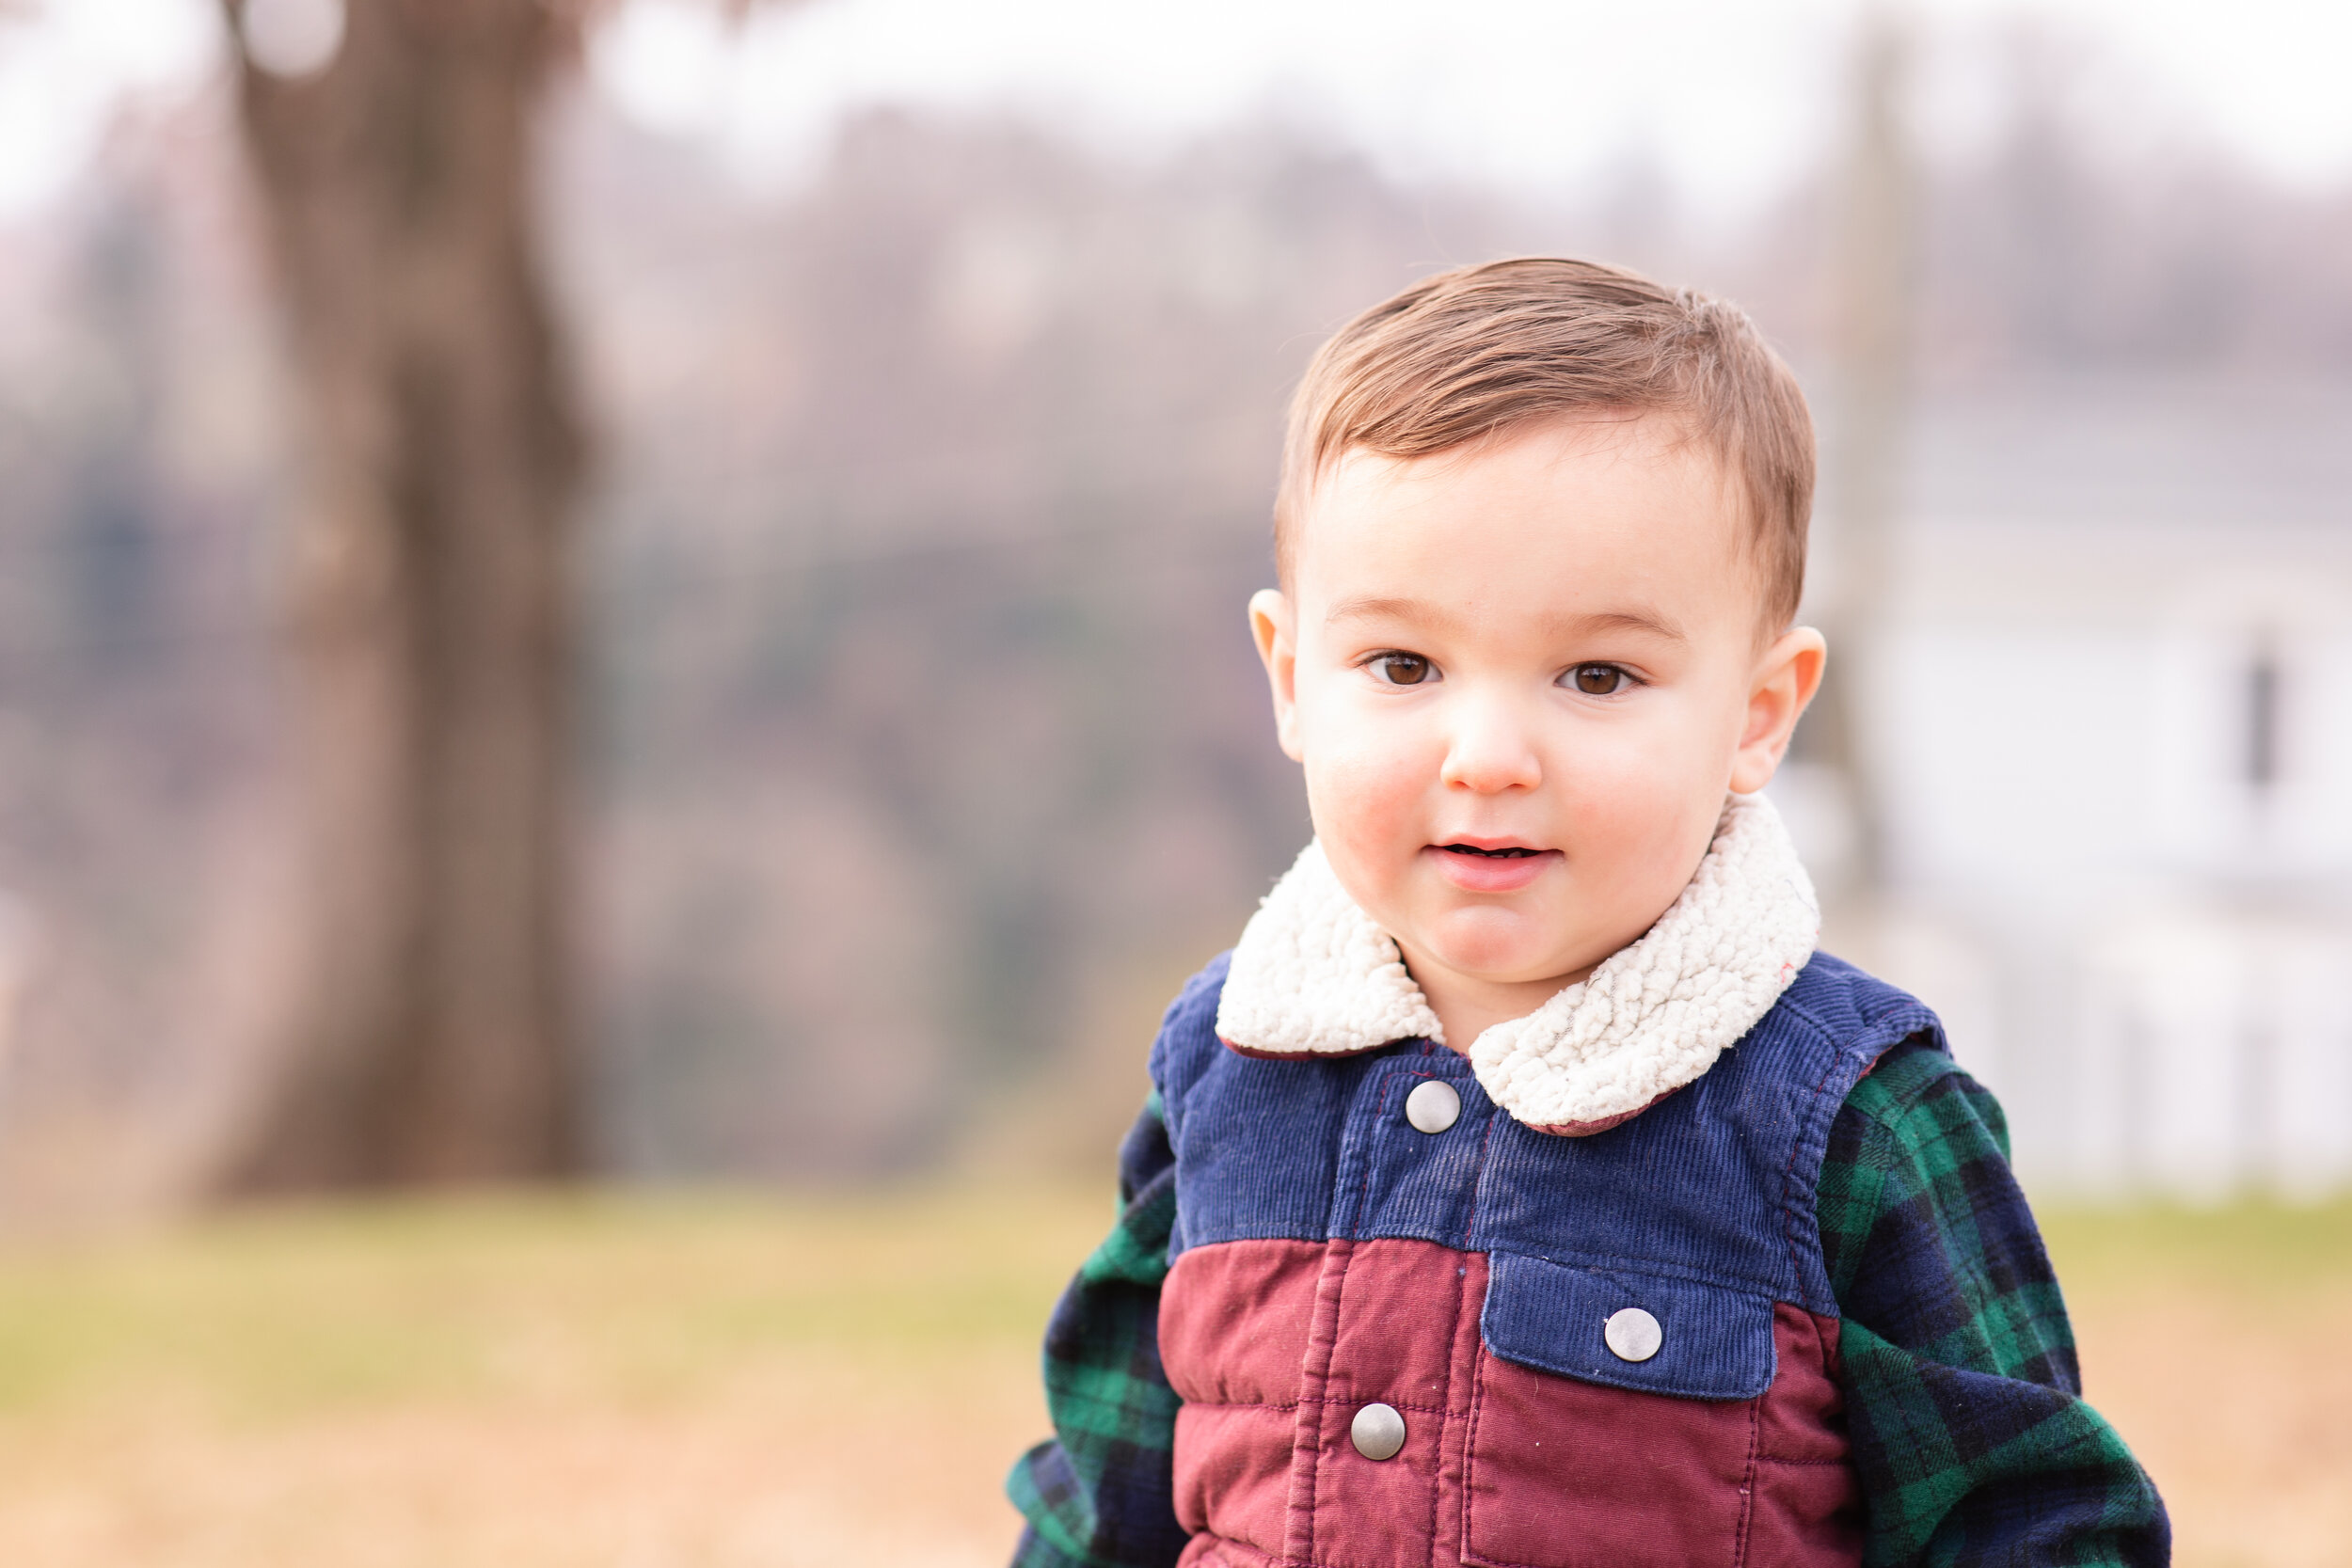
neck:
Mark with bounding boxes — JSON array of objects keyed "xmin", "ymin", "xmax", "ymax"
[{"xmin": 1398, "ymin": 942, "xmax": 1597, "ymax": 1051}]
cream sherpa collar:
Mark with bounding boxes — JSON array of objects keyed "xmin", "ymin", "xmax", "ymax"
[{"xmin": 1213, "ymin": 793, "xmax": 1820, "ymax": 1135}]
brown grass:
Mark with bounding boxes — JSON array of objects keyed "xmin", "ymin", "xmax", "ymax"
[
  {"xmin": 2044, "ymin": 1203, "xmax": 2352, "ymax": 1568},
  {"xmin": 0, "ymin": 1187, "xmax": 2336, "ymax": 1566}
]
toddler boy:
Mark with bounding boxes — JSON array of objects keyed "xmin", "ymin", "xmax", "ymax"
[{"xmin": 1008, "ymin": 259, "xmax": 2166, "ymax": 1567}]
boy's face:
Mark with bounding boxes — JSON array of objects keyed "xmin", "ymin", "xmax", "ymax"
[{"xmin": 1250, "ymin": 415, "xmax": 1824, "ymax": 1017}]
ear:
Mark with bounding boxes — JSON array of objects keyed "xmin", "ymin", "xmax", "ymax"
[
  {"xmin": 1727, "ymin": 626, "xmax": 1827, "ymax": 795},
  {"xmin": 1249, "ymin": 587, "xmax": 1304, "ymax": 762}
]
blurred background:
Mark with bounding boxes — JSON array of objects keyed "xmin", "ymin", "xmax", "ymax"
[{"xmin": 0, "ymin": 0, "xmax": 2347, "ymax": 1563}]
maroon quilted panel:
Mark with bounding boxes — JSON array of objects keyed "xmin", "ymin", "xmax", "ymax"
[{"xmin": 1161, "ymin": 1237, "xmax": 1862, "ymax": 1568}]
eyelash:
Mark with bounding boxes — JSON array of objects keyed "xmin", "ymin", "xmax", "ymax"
[
  {"xmin": 1560, "ymin": 662, "xmax": 1640, "ymax": 697},
  {"xmin": 1357, "ymin": 655, "xmax": 1643, "ymax": 697},
  {"xmin": 1362, "ymin": 651, "xmax": 1438, "ymax": 687}
]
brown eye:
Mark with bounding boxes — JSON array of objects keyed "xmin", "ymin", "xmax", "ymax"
[
  {"xmin": 1570, "ymin": 664, "xmax": 1626, "ymax": 696},
  {"xmin": 1373, "ymin": 654, "xmax": 1433, "ymax": 687}
]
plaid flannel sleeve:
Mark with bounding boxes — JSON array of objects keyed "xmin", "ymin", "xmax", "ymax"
[
  {"xmin": 1006, "ymin": 1094, "xmax": 1187, "ymax": 1568},
  {"xmin": 1820, "ymin": 1037, "xmax": 2169, "ymax": 1567}
]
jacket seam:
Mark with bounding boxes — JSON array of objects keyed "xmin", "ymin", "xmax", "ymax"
[
  {"xmin": 1175, "ymin": 1398, "xmax": 1302, "ymax": 1413},
  {"xmin": 1305, "ymin": 1073, "xmax": 1393, "ymax": 1563},
  {"xmin": 1459, "ymin": 1096, "xmax": 1502, "ymax": 1249},
  {"xmin": 1844, "ymin": 1043, "xmax": 1970, "ymax": 1131},
  {"xmin": 1422, "ymin": 1246, "xmax": 1466, "ymax": 1561},
  {"xmin": 1779, "ymin": 1039, "xmax": 1855, "ymax": 1314},
  {"xmin": 1732, "ymin": 1389, "xmax": 1761, "ymax": 1568},
  {"xmin": 1290, "ymin": 1235, "xmax": 1359, "ymax": 1565},
  {"xmin": 1488, "ymin": 1245, "xmax": 1797, "ymax": 1302},
  {"xmin": 1464, "ymin": 1551, "xmax": 1579, "ymax": 1568},
  {"xmin": 1772, "ymin": 992, "xmax": 1935, "ymax": 1065},
  {"xmin": 1460, "ymin": 1333, "xmax": 1490, "ymax": 1565},
  {"xmin": 1300, "ymin": 1393, "xmax": 1454, "ymax": 1418}
]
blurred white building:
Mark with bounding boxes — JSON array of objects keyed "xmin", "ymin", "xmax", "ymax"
[{"xmin": 1783, "ymin": 375, "xmax": 2352, "ymax": 1200}]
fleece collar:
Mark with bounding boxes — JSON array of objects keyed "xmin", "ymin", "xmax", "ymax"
[{"xmin": 1213, "ymin": 794, "xmax": 1820, "ymax": 1135}]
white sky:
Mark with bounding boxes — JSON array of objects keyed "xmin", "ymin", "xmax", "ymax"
[{"xmin": 6, "ymin": 0, "xmax": 2352, "ymax": 224}]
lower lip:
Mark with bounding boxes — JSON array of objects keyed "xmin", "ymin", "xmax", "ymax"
[{"xmin": 1427, "ymin": 846, "xmax": 1561, "ymax": 893}]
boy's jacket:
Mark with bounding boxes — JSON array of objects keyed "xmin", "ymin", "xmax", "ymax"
[
  {"xmin": 1156, "ymin": 942, "xmax": 1918, "ymax": 1566},
  {"xmin": 1009, "ymin": 799, "xmax": 2169, "ymax": 1568}
]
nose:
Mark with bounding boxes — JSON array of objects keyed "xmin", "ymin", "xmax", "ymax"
[{"xmin": 1438, "ymin": 689, "xmax": 1543, "ymax": 795}]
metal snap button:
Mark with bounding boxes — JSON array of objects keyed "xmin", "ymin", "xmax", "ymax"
[
  {"xmin": 1404, "ymin": 1079, "xmax": 1460, "ymax": 1134},
  {"xmin": 1604, "ymin": 1307, "xmax": 1663, "ymax": 1363},
  {"xmin": 1350, "ymin": 1402, "xmax": 1406, "ymax": 1461}
]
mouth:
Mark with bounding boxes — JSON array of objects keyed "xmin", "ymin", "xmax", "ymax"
[{"xmin": 1427, "ymin": 839, "xmax": 1559, "ymax": 892}]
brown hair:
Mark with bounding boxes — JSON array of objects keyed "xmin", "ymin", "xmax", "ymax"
[{"xmin": 1275, "ymin": 257, "xmax": 1815, "ymax": 630}]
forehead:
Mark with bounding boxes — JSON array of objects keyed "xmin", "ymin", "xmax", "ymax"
[{"xmin": 1294, "ymin": 417, "xmax": 1756, "ymax": 630}]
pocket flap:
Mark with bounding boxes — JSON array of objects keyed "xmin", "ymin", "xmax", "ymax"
[{"xmin": 1480, "ymin": 1252, "xmax": 1778, "ymax": 1402}]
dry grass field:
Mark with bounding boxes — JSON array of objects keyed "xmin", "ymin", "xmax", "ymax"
[{"xmin": 0, "ymin": 1184, "xmax": 2337, "ymax": 1567}]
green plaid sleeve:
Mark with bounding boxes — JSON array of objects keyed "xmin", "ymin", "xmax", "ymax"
[
  {"xmin": 1006, "ymin": 1094, "xmax": 1186, "ymax": 1568},
  {"xmin": 1820, "ymin": 1038, "xmax": 2169, "ymax": 1567}
]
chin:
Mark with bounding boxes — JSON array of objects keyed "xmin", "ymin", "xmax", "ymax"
[{"xmin": 1415, "ymin": 910, "xmax": 1564, "ymax": 983}]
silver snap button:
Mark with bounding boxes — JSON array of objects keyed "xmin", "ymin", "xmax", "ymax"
[
  {"xmin": 1604, "ymin": 1307, "xmax": 1662, "ymax": 1363},
  {"xmin": 1350, "ymin": 1402, "xmax": 1406, "ymax": 1461},
  {"xmin": 1404, "ymin": 1079, "xmax": 1461, "ymax": 1134}
]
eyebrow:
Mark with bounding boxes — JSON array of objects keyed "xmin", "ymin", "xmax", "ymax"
[
  {"xmin": 1325, "ymin": 595, "xmax": 1465, "ymax": 633},
  {"xmin": 1324, "ymin": 595, "xmax": 1688, "ymax": 644},
  {"xmin": 1573, "ymin": 609, "xmax": 1689, "ymax": 643}
]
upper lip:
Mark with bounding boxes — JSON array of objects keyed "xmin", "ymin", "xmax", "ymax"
[{"xmin": 1434, "ymin": 835, "xmax": 1552, "ymax": 854}]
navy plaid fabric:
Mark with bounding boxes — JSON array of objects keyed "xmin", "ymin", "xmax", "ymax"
[
  {"xmin": 1006, "ymin": 1095, "xmax": 1189, "ymax": 1568},
  {"xmin": 1822, "ymin": 1039, "xmax": 2169, "ymax": 1566},
  {"xmin": 1009, "ymin": 1045, "xmax": 2168, "ymax": 1567}
]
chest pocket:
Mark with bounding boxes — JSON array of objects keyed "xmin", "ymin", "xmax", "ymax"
[{"xmin": 1464, "ymin": 1254, "xmax": 1780, "ymax": 1568}]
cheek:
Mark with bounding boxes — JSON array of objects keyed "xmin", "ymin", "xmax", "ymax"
[
  {"xmin": 1297, "ymin": 704, "xmax": 1439, "ymax": 864},
  {"xmin": 1549, "ymin": 696, "xmax": 1740, "ymax": 865},
  {"xmin": 1567, "ymin": 721, "xmax": 1717, "ymax": 805}
]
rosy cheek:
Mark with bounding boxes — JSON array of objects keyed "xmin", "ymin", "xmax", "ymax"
[
  {"xmin": 1554, "ymin": 737, "xmax": 1723, "ymax": 895},
  {"xmin": 1304, "ymin": 732, "xmax": 1429, "ymax": 876}
]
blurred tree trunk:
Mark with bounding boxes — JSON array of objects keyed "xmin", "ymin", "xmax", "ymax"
[
  {"xmin": 215, "ymin": 0, "xmax": 586, "ymax": 1189},
  {"xmin": 1813, "ymin": 4, "xmax": 1915, "ymax": 908}
]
